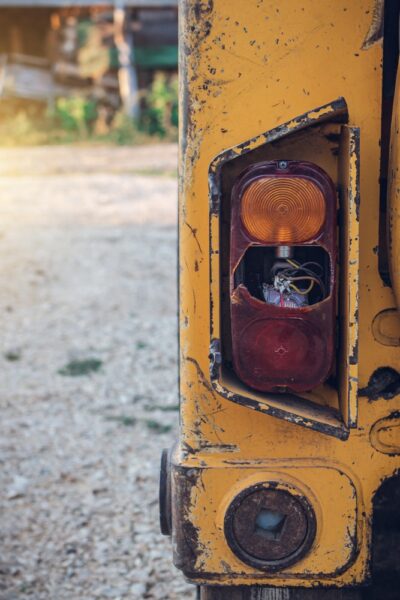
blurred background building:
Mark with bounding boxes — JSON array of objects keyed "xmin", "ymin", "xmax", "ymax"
[{"xmin": 0, "ymin": 1, "xmax": 178, "ymax": 142}]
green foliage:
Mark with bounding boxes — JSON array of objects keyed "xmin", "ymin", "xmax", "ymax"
[
  {"xmin": 144, "ymin": 419, "xmax": 172, "ymax": 434},
  {"xmin": 0, "ymin": 71, "xmax": 179, "ymax": 146},
  {"xmin": 54, "ymin": 97, "xmax": 98, "ymax": 134},
  {"xmin": 106, "ymin": 415, "xmax": 137, "ymax": 427},
  {"xmin": 140, "ymin": 72, "xmax": 178, "ymax": 139},
  {"xmin": 77, "ymin": 23, "xmax": 110, "ymax": 79},
  {"xmin": 0, "ymin": 103, "xmax": 50, "ymax": 145},
  {"xmin": 4, "ymin": 351, "xmax": 21, "ymax": 362},
  {"xmin": 58, "ymin": 358, "xmax": 103, "ymax": 377},
  {"xmin": 103, "ymin": 414, "xmax": 172, "ymax": 433},
  {"xmin": 77, "ymin": 19, "xmax": 92, "ymax": 47},
  {"xmin": 143, "ymin": 403, "xmax": 179, "ymax": 412},
  {"xmin": 107, "ymin": 110, "xmax": 138, "ymax": 145}
]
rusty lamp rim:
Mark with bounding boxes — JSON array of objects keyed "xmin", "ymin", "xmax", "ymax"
[{"xmin": 224, "ymin": 481, "xmax": 317, "ymax": 572}]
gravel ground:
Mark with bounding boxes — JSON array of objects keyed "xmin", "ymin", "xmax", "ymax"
[{"xmin": 0, "ymin": 145, "xmax": 195, "ymax": 600}]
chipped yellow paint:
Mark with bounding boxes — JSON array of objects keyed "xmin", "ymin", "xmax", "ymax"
[
  {"xmin": 173, "ymin": 0, "xmax": 400, "ymax": 588},
  {"xmin": 338, "ymin": 126, "xmax": 360, "ymax": 427},
  {"xmin": 185, "ymin": 463, "xmax": 360, "ymax": 582}
]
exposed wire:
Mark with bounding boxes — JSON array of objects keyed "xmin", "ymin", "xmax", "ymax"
[
  {"xmin": 286, "ymin": 258, "xmax": 301, "ymax": 269},
  {"xmin": 270, "ymin": 258, "xmax": 326, "ymax": 301},
  {"xmin": 290, "ymin": 278, "xmax": 319, "ymax": 295}
]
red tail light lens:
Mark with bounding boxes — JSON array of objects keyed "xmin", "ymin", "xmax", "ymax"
[
  {"xmin": 230, "ymin": 161, "xmax": 336, "ymax": 393},
  {"xmin": 239, "ymin": 318, "xmax": 327, "ymax": 389}
]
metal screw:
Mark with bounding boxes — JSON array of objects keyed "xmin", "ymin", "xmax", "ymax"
[{"xmin": 278, "ymin": 160, "xmax": 288, "ymax": 170}]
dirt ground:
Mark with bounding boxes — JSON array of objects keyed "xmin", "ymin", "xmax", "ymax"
[{"xmin": 0, "ymin": 144, "xmax": 195, "ymax": 600}]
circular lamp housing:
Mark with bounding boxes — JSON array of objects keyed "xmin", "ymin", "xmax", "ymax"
[{"xmin": 224, "ymin": 482, "xmax": 316, "ymax": 571}]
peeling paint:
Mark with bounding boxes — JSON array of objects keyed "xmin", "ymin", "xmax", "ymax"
[
  {"xmin": 362, "ymin": 0, "xmax": 384, "ymax": 50},
  {"xmin": 172, "ymin": 0, "xmax": 396, "ymax": 589}
]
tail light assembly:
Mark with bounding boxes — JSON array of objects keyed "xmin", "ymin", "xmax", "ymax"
[
  {"xmin": 230, "ymin": 160, "xmax": 336, "ymax": 394},
  {"xmin": 209, "ymin": 99, "xmax": 360, "ymax": 439}
]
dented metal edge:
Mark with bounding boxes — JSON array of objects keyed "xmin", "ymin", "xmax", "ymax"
[{"xmin": 206, "ymin": 351, "xmax": 349, "ymax": 442}]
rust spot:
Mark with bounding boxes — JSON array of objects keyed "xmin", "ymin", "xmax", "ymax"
[
  {"xmin": 172, "ymin": 466, "xmax": 203, "ymax": 573},
  {"xmin": 359, "ymin": 367, "xmax": 400, "ymax": 400},
  {"xmin": 194, "ymin": 0, "xmax": 214, "ymax": 20}
]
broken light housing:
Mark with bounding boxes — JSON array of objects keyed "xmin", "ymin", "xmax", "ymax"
[{"xmin": 230, "ymin": 160, "xmax": 337, "ymax": 393}]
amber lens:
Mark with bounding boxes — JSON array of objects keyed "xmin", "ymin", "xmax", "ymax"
[{"xmin": 240, "ymin": 177, "xmax": 326, "ymax": 243}]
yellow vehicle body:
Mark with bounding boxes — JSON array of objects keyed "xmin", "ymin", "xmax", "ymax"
[{"xmin": 163, "ymin": 0, "xmax": 400, "ymax": 593}]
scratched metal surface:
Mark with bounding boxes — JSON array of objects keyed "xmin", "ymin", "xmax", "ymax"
[{"xmin": 169, "ymin": 0, "xmax": 400, "ymax": 590}]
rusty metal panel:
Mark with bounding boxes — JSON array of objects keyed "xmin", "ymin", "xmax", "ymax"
[
  {"xmin": 170, "ymin": 0, "xmax": 400, "ymax": 590},
  {"xmin": 172, "ymin": 461, "xmax": 360, "ymax": 583}
]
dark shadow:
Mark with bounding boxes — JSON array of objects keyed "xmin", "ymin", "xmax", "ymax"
[{"xmin": 363, "ymin": 475, "xmax": 400, "ymax": 599}]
